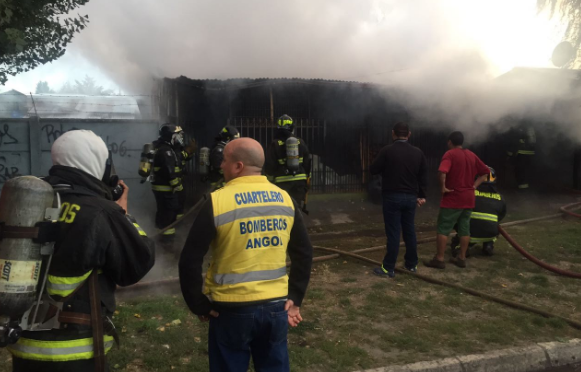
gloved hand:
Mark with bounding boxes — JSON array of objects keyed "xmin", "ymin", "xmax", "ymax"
[{"xmin": 185, "ymin": 138, "xmax": 197, "ymax": 155}]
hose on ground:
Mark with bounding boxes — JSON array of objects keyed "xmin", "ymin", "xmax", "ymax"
[
  {"xmin": 498, "ymin": 201, "xmax": 581, "ymax": 279},
  {"xmin": 312, "ymin": 246, "xmax": 581, "ymax": 331}
]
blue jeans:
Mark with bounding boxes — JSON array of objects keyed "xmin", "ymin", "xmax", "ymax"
[
  {"xmin": 382, "ymin": 192, "xmax": 418, "ymax": 271},
  {"xmin": 209, "ymin": 301, "xmax": 289, "ymax": 372}
]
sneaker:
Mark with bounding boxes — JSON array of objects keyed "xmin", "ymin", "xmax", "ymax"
[
  {"xmin": 449, "ymin": 257, "xmax": 466, "ymax": 268},
  {"xmin": 373, "ymin": 267, "xmax": 395, "ymax": 278},
  {"xmin": 424, "ymin": 257, "xmax": 446, "ymax": 269},
  {"xmin": 404, "ymin": 265, "xmax": 417, "ymax": 273}
]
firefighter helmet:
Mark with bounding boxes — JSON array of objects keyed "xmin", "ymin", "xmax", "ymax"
[
  {"xmin": 277, "ymin": 114, "xmax": 294, "ymax": 132},
  {"xmin": 485, "ymin": 166, "xmax": 496, "ymax": 184},
  {"xmin": 218, "ymin": 126, "xmax": 240, "ymax": 142},
  {"xmin": 159, "ymin": 123, "xmax": 185, "ymax": 146}
]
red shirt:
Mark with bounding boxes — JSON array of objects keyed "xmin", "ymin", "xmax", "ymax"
[{"xmin": 438, "ymin": 148, "xmax": 489, "ymax": 209}]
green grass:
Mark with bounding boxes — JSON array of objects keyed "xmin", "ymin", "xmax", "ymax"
[{"xmin": 2, "ymin": 212, "xmax": 581, "ymax": 372}]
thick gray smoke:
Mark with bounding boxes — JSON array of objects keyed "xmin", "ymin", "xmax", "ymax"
[{"xmin": 64, "ymin": 0, "xmax": 578, "ymax": 139}]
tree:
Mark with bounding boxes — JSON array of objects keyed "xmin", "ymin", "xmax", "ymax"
[
  {"xmin": 538, "ymin": 1, "xmax": 581, "ymax": 65},
  {"xmin": 35, "ymin": 80, "xmax": 54, "ymax": 94},
  {"xmin": 59, "ymin": 75, "xmax": 113, "ymax": 95},
  {"xmin": 0, "ymin": 0, "xmax": 90, "ymax": 85}
]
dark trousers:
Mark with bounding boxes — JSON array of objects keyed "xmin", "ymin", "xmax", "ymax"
[
  {"xmin": 276, "ymin": 181, "xmax": 307, "ymax": 206},
  {"xmin": 381, "ymin": 192, "xmax": 418, "ymax": 271},
  {"xmin": 515, "ymin": 155, "xmax": 532, "ymax": 189},
  {"xmin": 152, "ymin": 190, "xmax": 180, "ymax": 230},
  {"xmin": 209, "ymin": 301, "xmax": 289, "ymax": 372}
]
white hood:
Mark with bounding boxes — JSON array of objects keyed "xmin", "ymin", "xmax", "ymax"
[{"xmin": 51, "ymin": 130, "xmax": 109, "ymax": 180}]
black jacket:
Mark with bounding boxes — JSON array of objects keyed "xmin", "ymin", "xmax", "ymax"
[
  {"xmin": 152, "ymin": 140, "xmax": 182, "ymax": 190},
  {"xmin": 179, "ymin": 197, "xmax": 312, "ymax": 316},
  {"xmin": 43, "ymin": 166, "xmax": 155, "ymax": 317},
  {"xmin": 207, "ymin": 140, "xmax": 226, "ymax": 186},
  {"xmin": 370, "ymin": 140, "xmax": 428, "ymax": 198},
  {"xmin": 264, "ymin": 129, "xmax": 311, "ymax": 183},
  {"xmin": 471, "ymin": 183, "xmax": 507, "ymax": 239}
]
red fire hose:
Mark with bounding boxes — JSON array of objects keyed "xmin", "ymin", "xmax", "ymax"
[{"xmin": 499, "ymin": 201, "xmax": 581, "ymax": 279}]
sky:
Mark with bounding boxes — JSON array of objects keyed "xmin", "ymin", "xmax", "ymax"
[{"xmin": 2, "ymin": 0, "xmax": 565, "ymax": 95}]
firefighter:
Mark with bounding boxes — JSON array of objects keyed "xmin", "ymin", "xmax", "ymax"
[
  {"xmin": 151, "ymin": 124, "xmax": 187, "ymax": 242},
  {"xmin": 7, "ymin": 130, "xmax": 155, "ymax": 371},
  {"xmin": 507, "ymin": 122, "xmax": 536, "ymax": 191},
  {"xmin": 264, "ymin": 114, "xmax": 312, "ymax": 209},
  {"xmin": 206, "ymin": 126, "xmax": 240, "ymax": 190},
  {"xmin": 174, "ymin": 132, "xmax": 197, "ymax": 219},
  {"xmin": 451, "ymin": 167, "xmax": 506, "ymax": 256}
]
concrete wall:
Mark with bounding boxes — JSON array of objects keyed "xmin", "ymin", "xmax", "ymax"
[{"xmin": 0, "ymin": 117, "xmax": 159, "ymax": 232}]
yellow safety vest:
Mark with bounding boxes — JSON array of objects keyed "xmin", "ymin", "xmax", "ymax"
[{"xmin": 205, "ymin": 175, "xmax": 295, "ymax": 303}]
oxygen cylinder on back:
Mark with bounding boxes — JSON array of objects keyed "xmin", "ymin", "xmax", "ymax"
[
  {"xmin": 138, "ymin": 143, "xmax": 155, "ymax": 178},
  {"xmin": 285, "ymin": 137, "xmax": 300, "ymax": 175},
  {"xmin": 0, "ymin": 177, "xmax": 54, "ymax": 346},
  {"xmin": 199, "ymin": 147, "xmax": 210, "ymax": 176}
]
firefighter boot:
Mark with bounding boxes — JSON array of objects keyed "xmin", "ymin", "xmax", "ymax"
[{"xmin": 482, "ymin": 241, "xmax": 494, "ymax": 256}]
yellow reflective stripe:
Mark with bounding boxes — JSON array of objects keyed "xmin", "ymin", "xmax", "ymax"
[
  {"xmin": 278, "ymin": 159, "xmax": 285, "ymax": 164},
  {"xmin": 470, "ymin": 237, "xmax": 497, "ymax": 243},
  {"xmin": 47, "ymin": 270, "xmax": 92, "ymax": 297},
  {"xmin": 174, "ymin": 185, "xmax": 183, "ymax": 192},
  {"xmin": 169, "ymin": 178, "xmax": 180, "ymax": 186},
  {"xmin": 279, "ymin": 119, "xmax": 293, "ymax": 126},
  {"xmin": 153, "ymin": 167, "xmax": 161, "ymax": 171},
  {"xmin": 174, "ymin": 167, "xmax": 181, "ymax": 172},
  {"xmin": 518, "ymin": 184, "xmax": 529, "ymax": 189},
  {"xmin": 274, "ymin": 174, "xmax": 308, "ymax": 183},
  {"xmin": 152, "ymin": 185, "xmax": 173, "ymax": 192},
  {"xmin": 8, "ymin": 336, "xmax": 114, "ymax": 362},
  {"xmin": 177, "ymin": 214, "xmax": 184, "ymax": 219},
  {"xmin": 162, "ymin": 228, "xmax": 176, "ymax": 235},
  {"xmin": 277, "ymin": 140, "xmax": 284, "ymax": 146},
  {"xmin": 517, "ymin": 150, "xmax": 535, "ymax": 155},
  {"xmin": 133, "ymin": 223, "xmax": 147, "ymax": 236},
  {"xmin": 471, "ymin": 212, "xmax": 498, "ymax": 222}
]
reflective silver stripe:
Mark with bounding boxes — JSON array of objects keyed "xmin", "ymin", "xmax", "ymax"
[
  {"xmin": 214, "ymin": 206, "xmax": 294, "ymax": 227},
  {"xmin": 47, "ymin": 282, "xmax": 79, "ymax": 291},
  {"xmin": 9, "ymin": 340, "xmax": 114, "ymax": 356},
  {"xmin": 214, "ymin": 267, "xmax": 287, "ymax": 285}
]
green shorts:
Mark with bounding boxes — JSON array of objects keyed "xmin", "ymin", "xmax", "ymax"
[{"xmin": 437, "ymin": 208, "xmax": 472, "ymax": 237}]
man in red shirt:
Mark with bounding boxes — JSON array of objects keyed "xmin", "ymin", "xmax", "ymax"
[{"xmin": 425, "ymin": 131, "xmax": 489, "ymax": 269}]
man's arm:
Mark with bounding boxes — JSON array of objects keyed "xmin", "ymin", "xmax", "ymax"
[
  {"xmin": 287, "ymin": 199, "xmax": 313, "ymax": 305},
  {"xmin": 439, "ymin": 171, "xmax": 453, "ymax": 195},
  {"xmin": 473, "ymin": 174, "xmax": 488, "ymax": 189},
  {"xmin": 263, "ymin": 142, "xmax": 277, "ymax": 177},
  {"xmin": 104, "ymin": 209, "xmax": 155, "ymax": 286},
  {"xmin": 369, "ymin": 147, "xmax": 386, "ymax": 175},
  {"xmin": 179, "ymin": 198, "xmax": 216, "ymax": 316},
  {"xmin": 418, "ymin": 152, "xmax": 428, "ymax": 199}
]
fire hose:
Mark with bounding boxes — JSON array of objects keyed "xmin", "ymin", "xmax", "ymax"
[{"xmin": 497, "ymin": 201, "xmax": 581, "ymax": 279}]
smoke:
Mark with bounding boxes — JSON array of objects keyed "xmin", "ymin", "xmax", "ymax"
[{"xmin": 62, "ymin": 0, "xmax": 577, "ymax": 138}]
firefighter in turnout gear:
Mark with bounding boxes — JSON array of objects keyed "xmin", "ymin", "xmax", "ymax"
[
  {"xmin": 174, "ymin": 133, "xmax": 197, "ymax": 219},
  {"xmin": 265, "ymin": 114, "xmax": 312, "ymax": 209},
  {"xmin": 179, "ymin": 138, "xmax": 312, "ymax": 371},
  {"xmin": 451, "ymin": 167, "xmax": 506, "ymax": 256},
  {"xmin": 507, "ymin": 123, "xmax": 536, "ymax": 191},
  {"xmin": 151, "ymin": 124, "xmax": 187, "ymax": 242},
  {"xmin": 7, "ymin": 130, "xmax": 155, "ymax": 372},
  {"xmin": 206, "ymin": 126, "xmax": 240, "ymax": 190}
]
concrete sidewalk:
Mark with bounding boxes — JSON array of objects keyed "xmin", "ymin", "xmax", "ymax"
[{"xmin": 356, "ymin": 339, "xmax": 581, "ymax": 372}]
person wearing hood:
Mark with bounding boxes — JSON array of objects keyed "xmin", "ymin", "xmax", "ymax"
[
  {"xmin": 264, "ymin": 115, "xmax": 311, "ymax": 210},
  {"xmin": 7, "ymin": 130, "xmax": 155, "ymax": 372}
]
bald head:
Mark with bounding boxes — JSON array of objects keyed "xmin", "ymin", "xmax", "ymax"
[{"xmin": 222, "ymin": 138, "xmax": 264, "ymax": 181}]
